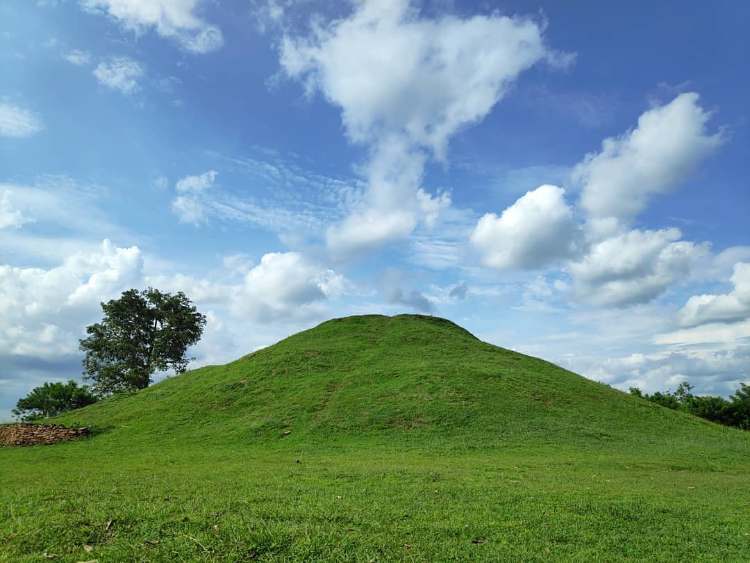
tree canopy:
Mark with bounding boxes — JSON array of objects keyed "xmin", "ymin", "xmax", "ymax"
[
  {"xmin": 13, "ymin": 380, "xmax": 97, "ymax": 421},
  {"xmin": 80, "ymin": 288, "xmax": 206, "ymax": 396}
]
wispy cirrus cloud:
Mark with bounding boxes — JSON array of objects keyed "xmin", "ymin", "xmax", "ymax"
[
  {"xmin": 63, "ymin": 49, "xmax": 92, "ymax": 66},
  {"xmin": 0, "ymin": 102, "xmax": 43, "ymax": 138}
]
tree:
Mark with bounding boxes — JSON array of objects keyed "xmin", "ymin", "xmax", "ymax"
[
  {"xmin": 674, "ymin": 382, "xmax": 695, "ymax": 405},
  {"xmin": 13, "ymin": 380, "xmax": 97, "ymax": 421},
  {"xmin": 726, "ymin": 383, "xmax": 750, "ymax": 430},
  {"xmin": 80, "ymin": 288, "xmax": 206, "ymax": 396},
  {"xmin": 688, "ymin": 395, "xmax": 731, "ymax": 425}
]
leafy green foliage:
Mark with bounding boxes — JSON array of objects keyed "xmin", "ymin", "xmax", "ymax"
[
  {"xmin": 2, "ymin": 315, "xmax": 749, "ymax": 560},
  {"xmin": 629, "ymin": 382, "xmax": 750, "ymax": 430},
  {"xmin": 80, "ymin": 288, "xmax": 206, "ymax": 396},
  {"xmin": 11, "ymin": 380, "xmax": 96, "ymax": 421}
]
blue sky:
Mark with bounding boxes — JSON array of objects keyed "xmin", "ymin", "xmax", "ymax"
[{"xmin": 1, "ymin": 0, "xmax": 748, "ymax": 420}]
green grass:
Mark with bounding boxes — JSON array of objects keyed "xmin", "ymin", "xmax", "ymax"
[{"xmin": 2, "ymin": 314, "xmax": 749, "ymax": 561}]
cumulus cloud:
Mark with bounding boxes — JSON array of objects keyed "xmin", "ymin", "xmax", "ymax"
[
  {"xmin": 678, "ymin": 262, "xmax": 750, "ymax": 327},
  {"xmin": 582, "ymin": 346, "xmax": 750, "ymax": 396},
  {"xmin": 151, "ymin": 251, "xmax": 348, "ymax": 324},
  {"xmin": 93, "ymin": 56, "xmax": 144, "ymax": 94},
  {"xmin": 0, "ymin": 103, "xmax": 44, "ymax": 138},
  {"xmin": 0, "ymin": 240, "xmax": 143, "ymax": 358},
  {"xmin": 569, "ymin": 228, "xmax": 708, "ymax": 307},
  {"xmin": 574, "ymin": 92, "xmax": 723, "ymax": 232},
  {"xmin": 551, "ymin": 94, "xmax": 725, "ymax": 308},
  {"xmin": 281, "ymin": 0, "xmax": 563, "ymax": 256},
  {"xmin": 471, "ymin": 185, "xmax": 580, "ymax": 270},
  {"xmin": 236, "ymin": 252, "xmax": 347, "ymax": 322},
  {"xmin": 81, "ymin": 0, "xmax": 223, "ymax": 53}
]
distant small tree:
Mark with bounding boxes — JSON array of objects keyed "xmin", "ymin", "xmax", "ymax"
[
  {"xmin": 674, "ymin": 382, "xmax": 694, "ymax": 404},
  {"xmin": 80, "ymin": 288, "xmax": 206, "ymax": 396},
  {"xmin": 13, "ymin": 380, "xmax": 97, "ymax": 421}
]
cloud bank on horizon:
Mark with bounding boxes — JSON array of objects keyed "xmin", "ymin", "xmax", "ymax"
[{"xmin": 0, "ymin": 0, "xmax": 748, "ymax": 419}]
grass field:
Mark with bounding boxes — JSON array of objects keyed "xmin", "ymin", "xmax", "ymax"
[{"xmin": 2, "ymin": 315, "xmax": 749, "ymax": 561}]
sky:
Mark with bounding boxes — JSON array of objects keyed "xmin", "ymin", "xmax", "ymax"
[{"xmin": 1, "ymin": 0, "xmax": 748, "ymax": 421}]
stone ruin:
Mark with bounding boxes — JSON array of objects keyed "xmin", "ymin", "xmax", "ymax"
[{"xmin": 0, "ymin": 423, "xmax": 90, "ymax": 446}]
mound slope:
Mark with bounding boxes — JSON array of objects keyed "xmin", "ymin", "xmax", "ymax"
[{"xmin": 57, "ymin": 314, "xmax": 738, "ymax": 447}]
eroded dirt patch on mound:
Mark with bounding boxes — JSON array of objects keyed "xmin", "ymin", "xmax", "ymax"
[{"xmin": 0, "ymin": 423, "xmax": 90, "ymax": 446}]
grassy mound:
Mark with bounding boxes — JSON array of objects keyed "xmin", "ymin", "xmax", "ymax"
[
  {"xmin": 54, "ymin": 314, "xmax": 738, "ymax": 449},
  {"xmin": 2, "ymin": 314, "xmax": 749, "ymax": 561}
]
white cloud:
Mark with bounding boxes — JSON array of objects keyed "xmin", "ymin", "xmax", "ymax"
[
  {"xmin": 171, "ymin": 195, "xmax": 206, "ymax": 225},
  {"xmin": 471, "ymin": 185, "xmax": 580, "ymax": 270},
  {"xmin": 0, "ymin": 192, "xmax": 31, "ymax": 229},
  {"xmin": 580, "ymin": 346, "xmax": 750, "ymax": 396},
  {"xmin": 0, "ymin": 177, "xmax": 131, "ymax": 292},
  {"xmin": 324, "ymin": 137, "xmax": 452, "ymax": 257},
  {"xmin": 171, "ymin": 170, "xmax": 217, "ymax": 224},
  {"xmin": 93, "ymin": 56, "xmax": 144, "ymax": 94},
  {"xmin": 678, "ymin": 262, "xmax": 750, "ymax": 327},
  {"xmin": 175, "ymin": 170, "xmax": 217, "ymax": 193},
  {"xmin": 81, "ymin": 0, "xmax": 223, "ymax": 53},
  {"xmin": 569, "ymin": 228, "xmax": 708, "ymax": 307},
  {"xmin": 0, "ymin": 240, "xmax": 143, "ymax": 358},
  {"xmin": 164, "ymin": 155, "xmax": 357, "ymax": 237},
  {"xmin": 0, "ymin": 178, "xmax": 130, "ymax": 267},
  {"xmin": 150, "ymin": 251, "xmax": 348, "ymax": 324},
  {"xmin": 237, "ymin": 252, "xmax": 346, "ymax": 322},
  {"xmin": 516, "ymin": 275, "xmax": 569, "ymax": 313},
  {"xmin": 64, "ymin": 49, "xmax": 92, "ymax": 66},
  {"xmin": 281, "ymin": 0, "xmax": 563, "ymax": 256},
  {"xmin": 327, "ymin": 206, "xmax": 417, "ymax": 256},
  {"xmin": 656, "ymin": 319, "xmax": 750, "ymax": 349},
  {"xmin": 574, "ymin": 92, "xmax": 723, "ymax": 231},
  {"xmin": 281, "ymin": 1, "xmax": 555, "ymax": 153},
  {"xmin": 0, "ymin": 178, "xmax": 123, "ymax": 246},
  {"xmin": 0, "ymin": 103, "xmax": 44, "ymax": 138}
]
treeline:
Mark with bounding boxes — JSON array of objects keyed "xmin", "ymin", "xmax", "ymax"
[{"xmin": 629, "ymin": 382, "xmax": 750, "ymax": 430}]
